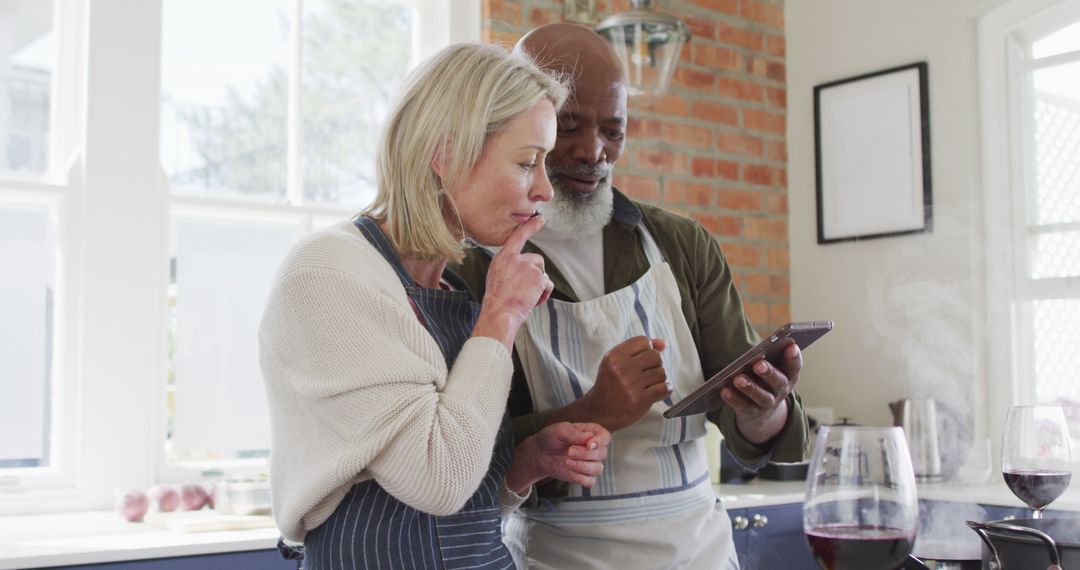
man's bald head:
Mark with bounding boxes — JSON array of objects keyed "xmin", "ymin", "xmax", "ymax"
[{"xmin": 513, "ymin": 23, "xmax": 624, "ymax": 87}]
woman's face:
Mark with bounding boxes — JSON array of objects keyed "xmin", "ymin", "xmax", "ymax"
[{"xmin": 446, "ymin": 98, "xmax": 557, "ymax": 247}]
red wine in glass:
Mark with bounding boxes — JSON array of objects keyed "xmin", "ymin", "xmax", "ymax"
[
  {"xmin": 805, "ymin": 524, "xmax": 913, "ymax": 570},
  {"xmin": 1003, "ymin": 468, "xmax": 1072, "ymax": 511},
  {"xmin": 1001, "ymin": 405, "xmax": 1072, "ymax": 519}
]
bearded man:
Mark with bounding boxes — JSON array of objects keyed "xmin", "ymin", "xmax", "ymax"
[{"xmin": 456, "ymin": 23, "xmax": 808, "ymax": 569}]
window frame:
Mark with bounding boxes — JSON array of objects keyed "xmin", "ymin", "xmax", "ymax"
[
  {"xmin": 0, "ymin": 0, "xmax": 479, "ymax": 516},
  {"xmin": 979, "ymin": 0, "xmax": 1080, "ymax": 464}
]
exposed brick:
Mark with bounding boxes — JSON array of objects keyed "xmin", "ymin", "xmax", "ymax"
[
  {"xmin": 744, "ymin": 217, "xmax": 788, "ymax": 242},
  {"xmin": 744, "ymin": 300, "xmax": 769, "ymax": 325},
  {"xmin": 483, "ymin": 1, "xmax": 521, "ymax": 26},
  {"xmin": 767, "ymin": 61, "xmax": 786, "ymax": 83},
  {"xmin": 665, "ymin": 180, "xmax": 712, "ymax": 206},
  {"xmin": 744, "ymin": 109, "xmax": 786, "ymax": 135},
  {"xmin": 661, "ymin": 122, "xmax": 712, "ymax": 148},
  {"xmin": 717, "ymin": 76, "xmax": 764, "ymax": 103},
  {"xmin": 716, "ymin": 188, "xmax": 763, "ymax": 211},
  {"xmin": 746, "ymin": 273, "xmax": 771, "ymax": 295},
  {"xmin": 691, "ymin": 156, "xmax": 716, "ymax": 178},
  {"xmin": 720, "ymin": 243, "xmax": 761, "ymax": 268},
  {"xmin": 684, "ymin": 15, "xmax": 717, "ymax": 40},
  {"xmin": 634, "ymin": 147, "xmax": 689, "ymax": 174},
  {"xmin": 766, "ymin": 87, "xmax": 787, "ymax": 109},
  {"xmin": 634, "ymin": 93, "xmax": 691, "ymax": 117},
  {"xmin": 613, "ymin": 174, "xmax": 662, "ymax": 201},
  {"xmin": 765, "ymin": 140, "xmax": 787, "ymax": 162},
  {"xmin": 527, "ymin": 7, "xmax": 556, "ymax": 26},
  {"xmin": 767, "ymin": 247, "xmax": 789, "ymax": 270},
  {"xmin": 484, "ymin": 29, "xmax": 523, "ymax": 47},
  {"xmin": 691, "ymin": 101, "xmax": 739, "ymax": 126},
  {"xmin": 768, "ymin": 301, "xmax": 791, "ymax": 325},
  {"xmin": 718, "ymin": 22, "xmax": 764, "ymax": 52},
  {"xmin": 767, "ymin": 35, "xmax": 786, "ymax": 57},
  {"xmin": 764, "ymin": 192, "xmax": 788, "ymax": 215},
  {"xmin": 716, "ymin": 160, "xmax": 740, "ymax": 181},
  {"xmin": 627, "ymin": 117, "xmax": 662, "ymax": 139},
  {"xmin": 743, "ymin": 163, "xmax": 778, "ymax": 186},
  {"xmin": 692, "ymin": 212, "xmax": 742, "ymax": 237},
  {"xmin": 741, "ymin": 0, "xmax": 784, "ymax": 29},
  {"xmin": 673, "ymin": 67, "xmax": 717, "ymax": 91},
  {"xmin": 769, "ymin": 275, "xmax": 790, "ymax": 296},
  {"xmin": 688, "ymin": 0, "xmax": 738, "ymax": 15},
  {"xmin": 716, "ymin": 131, "xmax": 764, "ymax": 157},
  {"xmin": 694, "ymin": 44, "xmax": 740, "ymax": 71}
]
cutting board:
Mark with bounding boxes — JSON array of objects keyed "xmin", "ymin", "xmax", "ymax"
[{"xmin": 144, "ymin": 510, "xmax": 276, "ymax": 533}]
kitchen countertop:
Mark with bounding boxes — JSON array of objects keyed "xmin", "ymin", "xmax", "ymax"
[{"xmin": 3, "ymin": 479, "xmax": 1078, "ymax": 569}]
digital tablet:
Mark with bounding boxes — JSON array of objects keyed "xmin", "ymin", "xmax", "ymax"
[{"xmin": 663, "ymin": 321, "xmax": 833, "ymax": 418}]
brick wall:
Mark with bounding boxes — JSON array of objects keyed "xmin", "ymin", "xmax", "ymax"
[{"xmin": 482, "ymin": 0, "xmax": 789, "ymax": 335}]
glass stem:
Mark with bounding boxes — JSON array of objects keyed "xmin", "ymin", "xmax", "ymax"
[{"xmin": 1033, "ymin": 507, "xmax": 1044, "ymax": 520}]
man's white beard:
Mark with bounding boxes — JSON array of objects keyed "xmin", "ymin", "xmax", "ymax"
[{"xmin": 537, "ymin": 176, "xmax": 614, "ymax": 240}]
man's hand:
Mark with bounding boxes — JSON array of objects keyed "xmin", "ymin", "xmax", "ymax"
[
  {"xmin": 505, "ymin": 422, "xmax": 610, "ymax": 495},
  {"xmin": 721, "ymin": 343, "xmax": 802, "ymax": 445},
  {"xmin": 545, "ymin": 336, "xmax": 670, "ymax": 432}
]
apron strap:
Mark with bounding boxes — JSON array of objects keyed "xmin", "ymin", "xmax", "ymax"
[
  {"xmin": 353, "ymin": 216, "xmax": 417, "ymax": 287},
  {"xmin": 636, "ymin": 223, "xmax": 667, "ymax": 267}
]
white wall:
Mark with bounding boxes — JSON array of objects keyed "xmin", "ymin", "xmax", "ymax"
[{"xmin": 786, "ymin": 0, "xmax": 1008, "ymax": 430}]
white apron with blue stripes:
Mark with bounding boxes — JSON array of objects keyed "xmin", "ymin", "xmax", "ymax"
[
  {"xmin": 505, "ymin": 225, "xmax": 738, "ymax": 570},
  {"xmin": 298, "ymin": 217, "xmax": 516, "ymax": 570}
]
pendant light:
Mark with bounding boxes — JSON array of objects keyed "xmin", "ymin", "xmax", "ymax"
[{"xmin": 594, "ymin": 0, "xmax": 692, "ymax": 96}]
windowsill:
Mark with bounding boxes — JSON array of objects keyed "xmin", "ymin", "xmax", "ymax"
[{"xmin": 0, "ymin": 510, "xmax": 280, "ymax": 570}]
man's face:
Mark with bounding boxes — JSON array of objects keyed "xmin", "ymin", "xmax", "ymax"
[
  {"xmin": 546, "ymin": 74, "xmax": 628, "ymax": 197},
  {"xmin": 536, "ymin": 72, "xmax": 627, "ymax": 238}
]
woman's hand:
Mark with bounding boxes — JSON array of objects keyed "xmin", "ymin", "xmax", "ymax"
[
  {"xmin": 472, "ymin": 215, "xmax": 554, "ymax": 351},
  {"xmin": 504, "ymin": 422, "xmax": 611, "ymax": 496}
]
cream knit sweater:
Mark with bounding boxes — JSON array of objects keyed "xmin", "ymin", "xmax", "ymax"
[{"xmin": 259, "ymin": 221, "xmax": 516, "ymax": 542}]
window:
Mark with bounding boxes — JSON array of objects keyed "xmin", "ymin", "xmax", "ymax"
[
  {"xmin": 0, "ymin": 0, "xmax": 80, "ymax": 493},
  {"xmin": 0, "ymin": 0, "xmax": 476, "ymax": 514},
  {"xmin": 980, "ymin": 0, "xmax": 1080, "ymax": 444},
  {"xmin": 160, "ymin": 0, "xmax": 465, "ymax": 474}
]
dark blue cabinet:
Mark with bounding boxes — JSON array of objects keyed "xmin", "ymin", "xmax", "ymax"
[
  {"xmin": 729, "ymin": 504, "xmax": 818, "ymax": 570},
  {"xmin": 46, "ymin": 549, "xmax": 299, "ymax": 570}
]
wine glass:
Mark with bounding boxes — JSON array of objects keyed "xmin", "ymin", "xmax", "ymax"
[
  {"xmin": 803, "ymin": 426, "xmax": 918, "ymax": 570},
  {"xmin": 1001, "ymin": 404, "xmax": 1072, "ymax": 519}
]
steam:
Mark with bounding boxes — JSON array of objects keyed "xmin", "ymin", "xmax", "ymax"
[
  {"xmin": 864, "ymin": 213, "xmax": 982, "ymax": 480},
  {"xmin": 913, "ymin": 501, "xmax": 987, "ymax": 560}
]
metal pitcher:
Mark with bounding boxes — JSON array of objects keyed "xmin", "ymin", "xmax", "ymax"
[{"xmin": 890, "ymin": 398, "xmax": 943, "ymax": 482}]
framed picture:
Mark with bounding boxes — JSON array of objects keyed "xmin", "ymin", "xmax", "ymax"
[{"xmin": 814, "ymin": 62, "xmax": 932, "ymax": 244}]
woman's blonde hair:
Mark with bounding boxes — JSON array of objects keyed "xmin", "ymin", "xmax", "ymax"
[{"xmin": 360, "ymin": 43, "xmax": 568, "ymax": 263}]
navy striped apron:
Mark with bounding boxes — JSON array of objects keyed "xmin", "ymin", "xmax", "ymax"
[{"xmin": 298, "ymin": 216, "xmax": 516, "ymax": 570}]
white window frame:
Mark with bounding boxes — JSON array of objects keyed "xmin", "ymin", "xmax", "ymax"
[
  {"xmin": 979, "ymin": 0, "xmax": 1080, "ymax": 462},
  {"xmin": 0, "ymin": 0, "xmax": 479, "ymax": 516},
  {"xmin": 0, "ymin": 0, "xmax": 83, "ymax": 504}
]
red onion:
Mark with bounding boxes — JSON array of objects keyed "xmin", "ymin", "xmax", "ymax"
[
  {"xmin": 115, "ymin": 490, "xmax": 149, "ymax": 522},
  {"xmin": 147, "ymin": 484, "xmax": 180, "ymax": 512},
  {"xmin": 180, "ymin": 483, "xmax": 210, "ymax": 510}
]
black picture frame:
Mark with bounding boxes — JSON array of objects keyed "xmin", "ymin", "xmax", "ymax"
[{"xmin": 813, "ymin": 62, "xmax": 932, "ymax": 244}]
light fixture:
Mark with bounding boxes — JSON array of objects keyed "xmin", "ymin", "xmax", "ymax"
[{"xmin": 594, "ymin": 0, "xmax": 691, "ymax": 97}]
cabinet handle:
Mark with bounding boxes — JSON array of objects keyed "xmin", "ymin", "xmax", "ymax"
[
  {"xmin": 732, "ymin": 515, "xmax": 749, "ymax": 530},
  {"xmin": 751, "ymin": 513, "xmax": 769, "ymax": 528}
]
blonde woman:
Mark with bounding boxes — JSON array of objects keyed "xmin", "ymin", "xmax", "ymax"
[{"xmin": 259, "ymin": 43, "xmax": 610, "ymax": 569}]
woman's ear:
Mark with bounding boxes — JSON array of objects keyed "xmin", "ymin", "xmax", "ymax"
[{"xmin": 430, "ymin": 137, "xmax": 451, "ymax": 181}]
